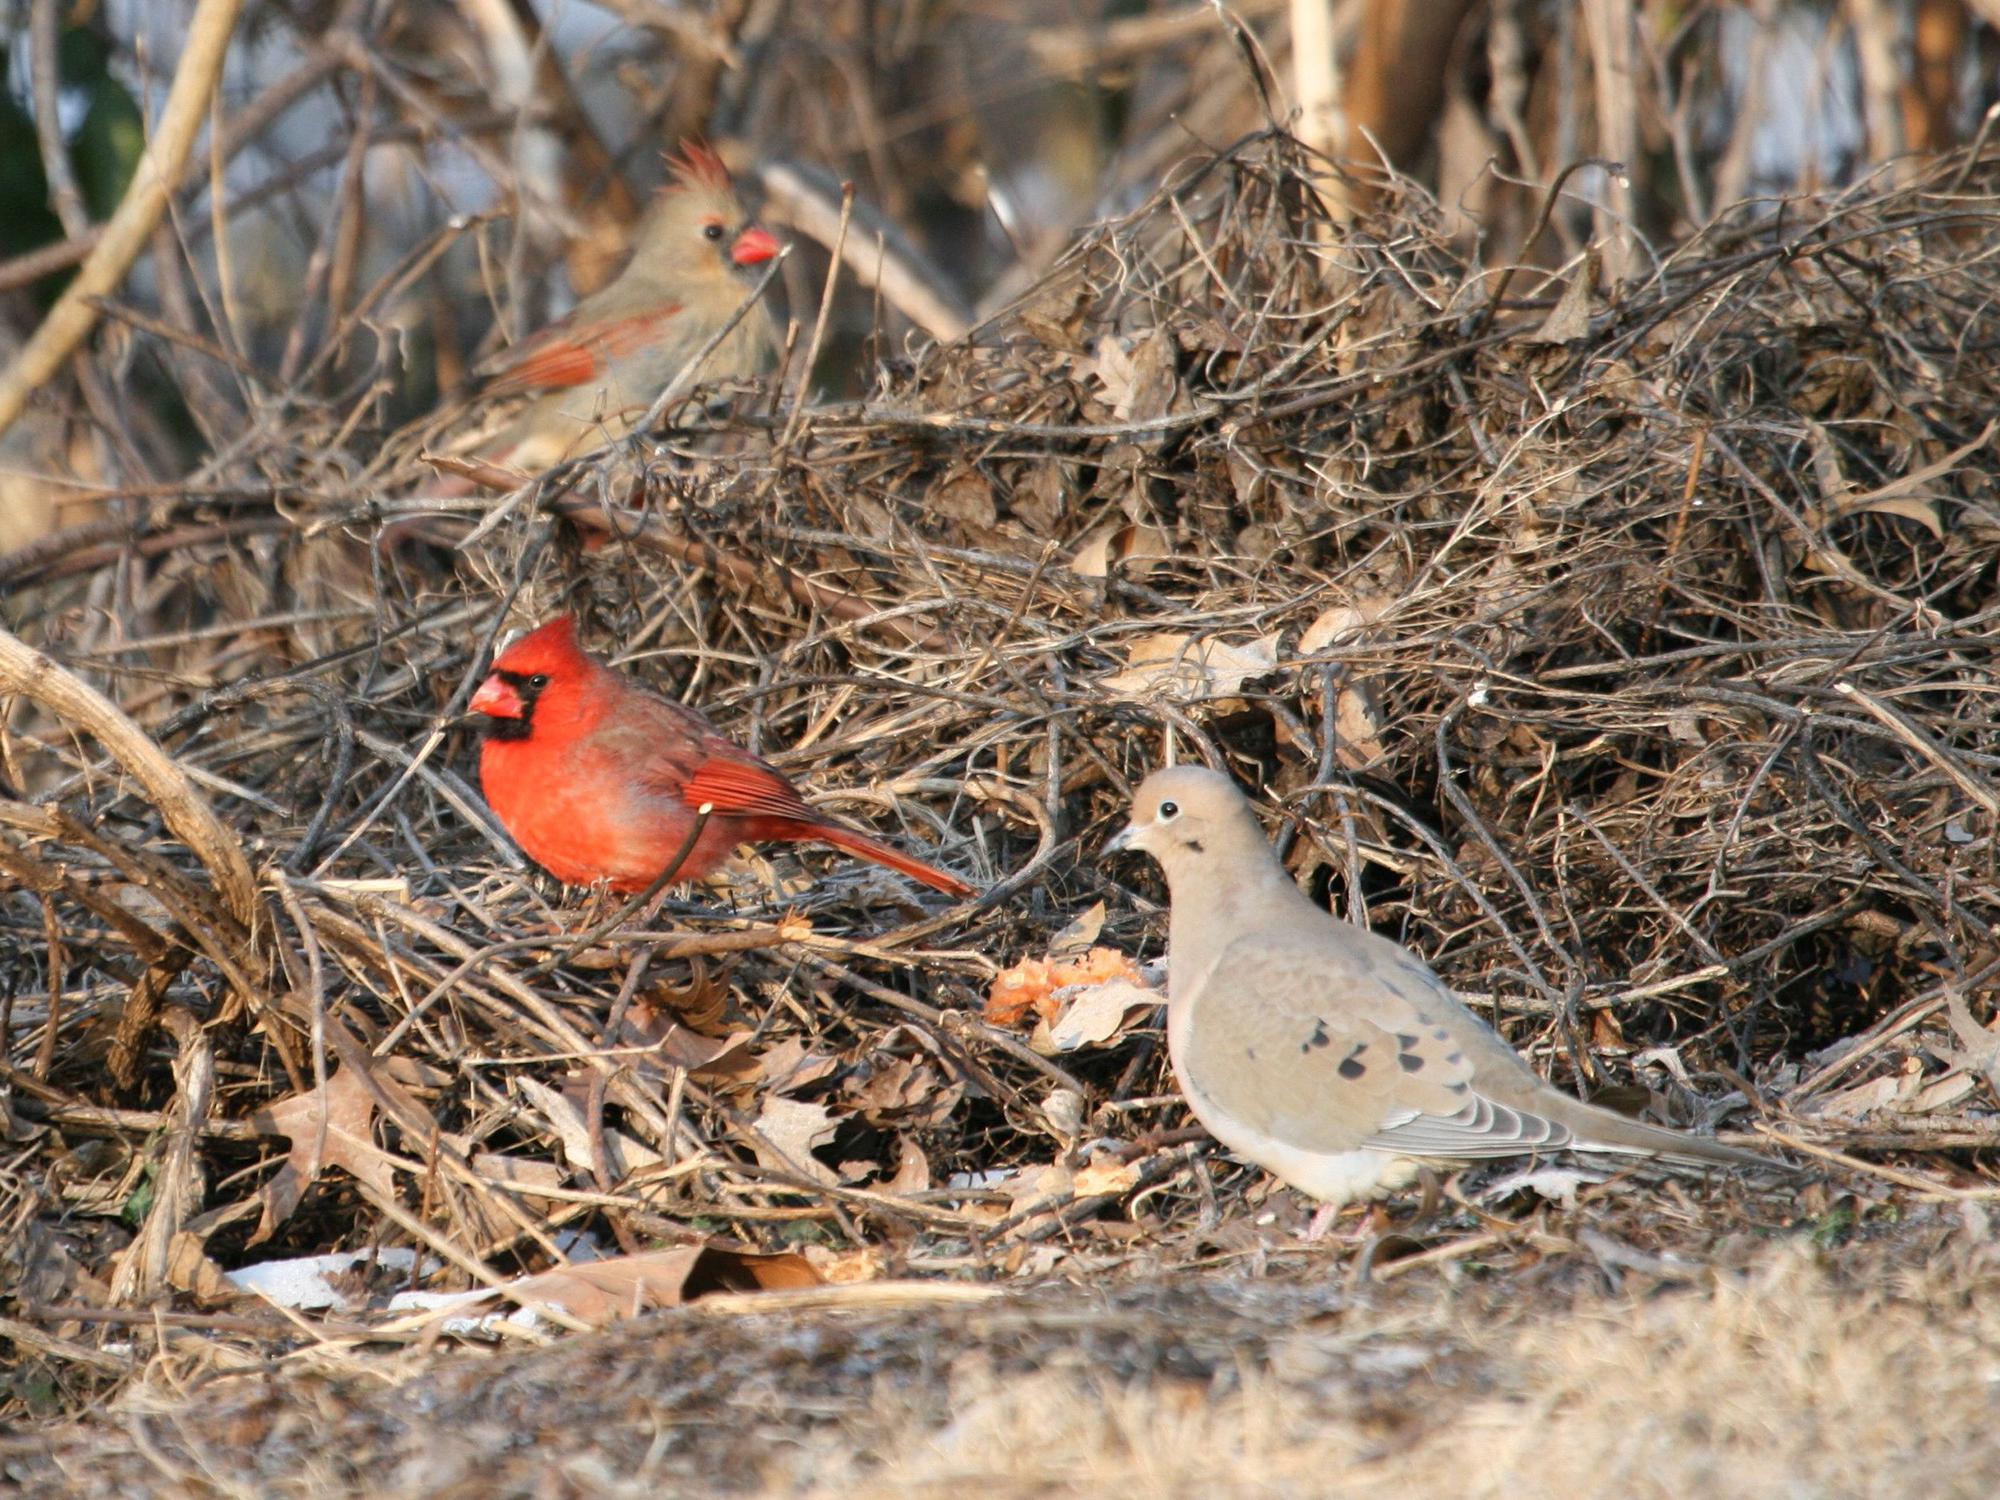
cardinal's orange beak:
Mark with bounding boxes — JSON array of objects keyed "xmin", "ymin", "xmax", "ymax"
[
  {"xmin": 469, "ymin": 673, "xmax": 524, "ymax": 720},
  {"xmin": 731, "ymin": 225, "xmax": 780, "ymax": 267}
]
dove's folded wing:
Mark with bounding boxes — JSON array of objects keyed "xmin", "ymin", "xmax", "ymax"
[{"xmin": 1182, "ymin": 931, "xmax": 1579, "ymax": 1162}]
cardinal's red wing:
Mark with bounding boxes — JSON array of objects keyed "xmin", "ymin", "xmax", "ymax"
[
  {"xmin": 479, "ymin": 306, "xmax": 685, "ymax": 397},
  {"xmin": 681, "ymin": 755, "xmax": 817, "ymax": 822},
  {"xmin": 591, "ymin": 691, "xmax": 813, "ymax": 822}
]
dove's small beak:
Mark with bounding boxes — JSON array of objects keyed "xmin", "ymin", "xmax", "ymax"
[{"xmin": 1102, "ymin": 822, "xmax": 1139, "ymax": 858}]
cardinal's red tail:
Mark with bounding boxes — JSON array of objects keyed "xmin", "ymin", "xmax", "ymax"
[{"xmin": 790, "ymin": 820, "xmax": 975, "ymax": 898}]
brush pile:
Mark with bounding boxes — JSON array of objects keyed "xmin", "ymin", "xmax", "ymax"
[{"xmin": 6, "ymin": 133, "xmax": 2000, "ymax": 1419}]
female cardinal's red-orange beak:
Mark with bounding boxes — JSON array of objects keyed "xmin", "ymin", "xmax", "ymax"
[
  {"xmin": 731, "ymin": 226, "xmax": 780, "ymax": 266},
  {"xmin": 469, "ymin": 674, "xmax": 525, "ymax": 720}
]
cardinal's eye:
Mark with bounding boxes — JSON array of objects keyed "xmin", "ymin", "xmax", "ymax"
[
  {"xmin": 702, "ymin": 222, "xmax": 725, "ymax": 241},
  {"xmin": 526, "ymin": 673, "xmax": 551, "ymax": 691},
  {"xmin": 1158, "ymin": 800, "xmax": 1180, "ymax": 820}
]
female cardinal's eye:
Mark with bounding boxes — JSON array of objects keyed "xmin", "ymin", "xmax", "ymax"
[
  {"xmin": 1158, "ymin": 800, "xmax": 1180, "ymax": 820},
  {"xmin": 526, "ymin": 674, "xmax": 551, "ymax": 691},
  {"xmin": 702, "ymin": 222, "xmax": 725, "ymax": 241}
]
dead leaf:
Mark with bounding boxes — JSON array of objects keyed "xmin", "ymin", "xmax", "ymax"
[
  {"xmin": 1529, "ymin": 249, "xmax": 1601, "ymax": 344},
  {"xmin": 501, "ymin": 1244, "xmax": 820, "ymax": 1327},
  {"xmin": 803, "ymin": 1245, "xmax": 886, "ymax": 1283},
  {"xmin": 1803, "ymin": 415, "xmax": 1978, "ymax": 542},
  {"xmin": 227, "ymin": 1247, "xmax": 431, "ymax": 1312},
  {"xmin": 516, "ymin": 1076, "xmax": 663, "ymax": 1182},
  {"xmin": 615, "ymin": 1002, "xmax": 760, "ymax": 1080},
  {"xmin": 883, "ymin": 1136, "xmax": 930, "ymax": 1195},
  {"xmin": 849, "ymin": 1026, "xmax": 967, "ymax": 1127},
  {"xmin": 677, "ymin": 1029, "xmax": 763, "ymax": 1080},
  {"xmin": 248, "ymin": 1066, "xmax": 400, "ymax": 1245},
  {"xmin": 1018, "ymin": 273, "xmax": 1091, "ymax": 349},
  {"xmin": 1088, "ymin": 336, "xmax": 1141, "ymax": 417},
  {"xmin": 1002, "ymin": 1155, "xmax": 1140, "ymax": 1220},
  {"xmin": 1040, "ymin": 1087, "xmax": 1086, "ymax": 1143},
  {"xmin": 1012, "ymin": 458, "xmax": 1071, "ymax": 532},
  {"xmin": 1329, "ymin": 679, "xmax": 1388, "ymax": 769},
  {"xmin": 0, "ymin": 408, "xmax": 105, "ymax": 554},
  {"xmin": 1070, "ymin": 522, "xmax": 1176, "ymax": 579},
  {"xmin": 470, "ymin": 1152, "xmax": 564, "ymax": 1217},
  {"xmin": 1073, "ymin": 1158, "xmax": 1141, "ymax": 1198},
  {"xmin": 1125, "ymin": 328, "xmax": 1185, "ymax": 426},
  {"xmin": 1086, "ymin": 328, "xmax": 1185, "ymax": 437},
  {"xmin": 4, "ymin": 1221, "xmax": 93, "ymax": 1308},
  {"xmin": 1007, "ymin": 1162, "xmax": 1074, "ymax": 1216},
  {"xmin": 751, "ymin": 1096, "xmax": 840, "ymax": 1185},
  {"xmin": 756, "ymin": 1039, "xmax": 843, "ymax": 1096},
  {"xmin": 166, "ymin": 1231, "xmax": 232, "ymax": 1301},
  {"xmin": 932, "ymin": 466, "xmax": 998, "ymax": 528},
  {"xmin": 1828, "ymin": 418, "xmax": 1992, "ymax": 538},
  {"xmin": 1047, "ymin": 900, "xmax": 1106, "ymax": 958},
  {"xmin": 1102, "ymin": 632, "xmax": 1280, "ymax": 701},
  {"xmin": 1942, "ymin": 991, "xmax": 2000, "ymax": 1100},
  {"xmin": 455, "ymin": 1164, "xmax": 562, "ymax": 1255},
  {"xmin": 423, "ymin": 450, "xmax": 527, "ymax": 491},
  {"xmin": 844, "ymin": 493, "xmax": 896, "ymax": 541},
  {"xmin": 1225, "ymin": 446, "xmax": 1269, "ymax": 506},
  {"xmin": 848, "ymin": 1055, "xmax": 920, "ymax": 1116},
  {"xmin": 1296, "ymin": 597, "xmax": 1391, "ymax": 655},
  {"xmin": 986, "ymin": 946, "xmax": 1145, "ymax": 1026},
  {"xmin": 315, "ymin": 876, "xmax": 413, "ymax": 904},
  {"xmin": 640, "ymin": 960, "xmax": 734, "ymax": 1034},
  {"xmin": 845, "ymin": 1049, "xmax": 963, "ymax": 1128},
  {"xmin": 1846, "ymin": 495, "xmax": 1944, "ymax": 536},
  {"xmin": 1031, "ymin": 977, "xmax": 1161, "ymax": 1054},
  {"xmin": 1806, "ymin": 1073, "xmax": 1909, "ymax": 1120}
]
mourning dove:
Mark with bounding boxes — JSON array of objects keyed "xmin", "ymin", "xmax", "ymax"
[{"xmin": 1105, "ymin": 765, "xmax": 1781, "ymax": 1210}]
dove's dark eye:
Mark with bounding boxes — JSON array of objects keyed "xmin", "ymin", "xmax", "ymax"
[
  {"xmin": 702, "ymin": 222, "xmax": 725, "ymax": 241},
  {"xmin": 1158, "ymin": 800, "xmax": 1180, "ymax": 820}
]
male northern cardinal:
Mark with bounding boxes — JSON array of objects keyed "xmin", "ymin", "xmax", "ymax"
[
  {"xmin": 469, "ymin": 615, "xmax": 975, "ymax": 899},
  {"xmin": 453, "ymin": 143, "xmax": 780, "ymax": 479}
]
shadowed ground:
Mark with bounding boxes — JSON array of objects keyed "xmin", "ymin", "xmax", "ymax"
[{"xmin": 10, "ymin": 1196, "xmax": 1998, "ymax": 1499}]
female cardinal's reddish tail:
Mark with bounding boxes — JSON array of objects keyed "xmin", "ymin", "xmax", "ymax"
[{"xmin": 468, "ymin": 615, "xmax": 975, "ymax": 900}]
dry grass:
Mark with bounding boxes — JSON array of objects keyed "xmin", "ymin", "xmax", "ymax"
[
  {"xmin": 9, "ymin": 1215, "xmax": 1999, "ymax": 1498},
  {"xmin": 821, "ymin": 1237, "xmax": 2000, "ymax": 1499}
]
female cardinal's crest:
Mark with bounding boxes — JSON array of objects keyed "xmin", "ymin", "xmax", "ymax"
[{"xmin": 669, "ymin": 141, "xmax": 732, "ymax": 193}]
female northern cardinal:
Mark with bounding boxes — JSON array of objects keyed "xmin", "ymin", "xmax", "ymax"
[
  {"xmin": 457, "ymin": 143, "xmax": 780, "ymax": 478},
  {"xmin": 469, "ymin": 615, "xmax": 975, "ymax": 899}
]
